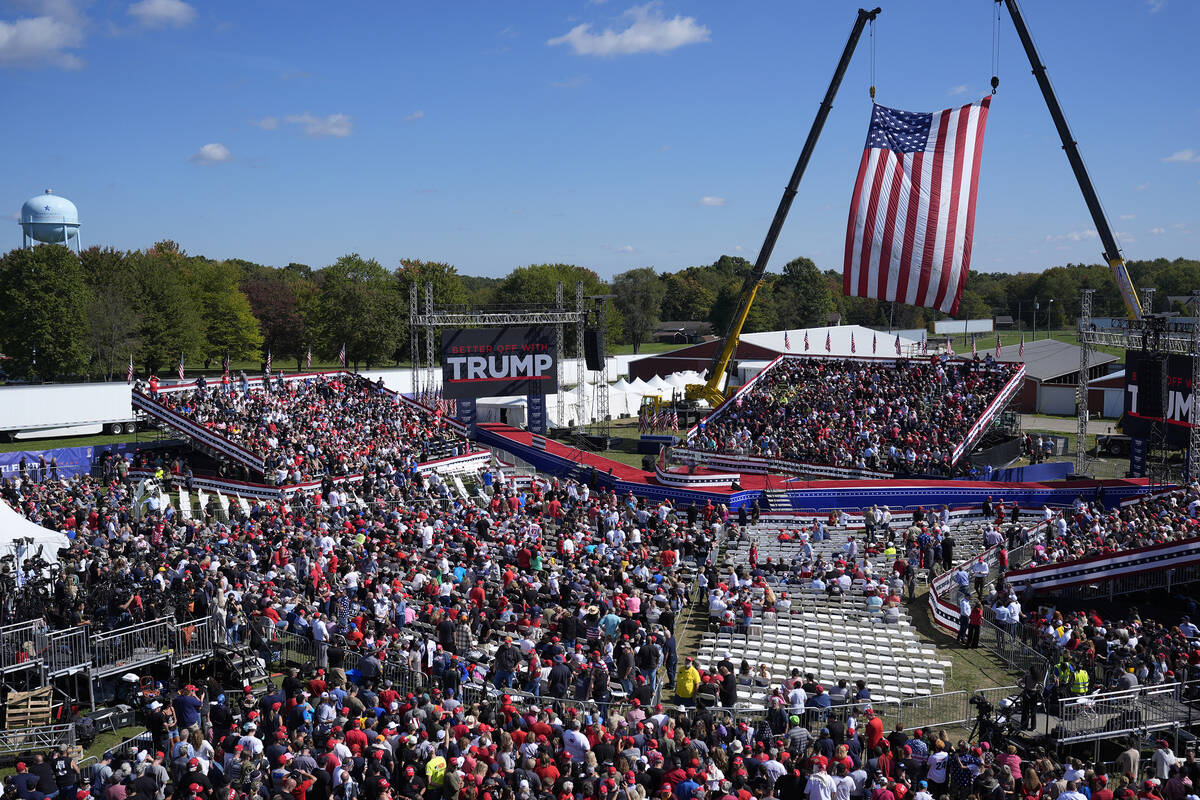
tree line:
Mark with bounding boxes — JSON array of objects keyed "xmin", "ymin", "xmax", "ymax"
[{"xmin": 0, "ymin": 241, "xmax": 1195, "ymax": 380}]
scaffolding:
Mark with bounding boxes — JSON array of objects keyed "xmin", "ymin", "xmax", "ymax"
[
  {"xmin": 409, "ymin": 281, "xmax": 610, "ymax": 432},
  {"xmin": 1076, "ymin": 288, "xmax": 1199, "ymax": 480}
]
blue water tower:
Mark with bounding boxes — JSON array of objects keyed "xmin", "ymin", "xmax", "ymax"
[{"xmin": 20, "ymin": 189, "xmax": 81, "ymax": 253}]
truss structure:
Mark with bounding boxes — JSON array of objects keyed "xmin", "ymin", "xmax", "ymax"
[
  {"xmin": 1076, "ymin": 289, "xmax": 1200, "ymax": 481},
  {"xmin": 409, "ymin": 281, "xmax": 609, "ymax": 433}
]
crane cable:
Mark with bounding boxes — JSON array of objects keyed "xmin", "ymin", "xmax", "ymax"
[
  {"xmin": 869, "ymin": 15, "xmax": 876, "ymax": 101},
  {"xmin": 990, "ymin": 1, "xmax": 1001, "ymax": 94}
]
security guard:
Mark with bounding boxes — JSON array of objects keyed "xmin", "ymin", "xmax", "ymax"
[{"xmin": 1070, "ymin": 662, "xmax": 1090, "ymax": 695}]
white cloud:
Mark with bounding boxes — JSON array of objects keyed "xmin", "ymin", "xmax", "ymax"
[
  {"xmin": 403, "ymin": 110, "xmax": 424, "ymax": 122},
  {"xmin": 284, "ymin": 112, "xmax": 353, "ymax": 137},
  {"xmin": 699, "ymin": 196, "xmax": 726, "ymax": 207},
  {"xmin": 947, "ymin": 84, "xmax": 968, "ymax": 96},
  {"xmin": 0, "ymin": 0, "xmax": 86, "ymax": 69},
  {"xmin": 616, "ymin": 245, "xmax": 634, "ymax": 253},
  {"xmin": 1148, "ymin": 0, "xmax": 1165, "ymax": 12},
  {"xmin": 252, "ymin": 116, "xmax": 278, "ymax": 130},
  {"xmin": 1150, "ymin": 226, "xmax": 1166, "ymax": 234},
  {"xmin": 1163, "ymin": 149, "xmax": 1200, "ymax": 163},
  {"xmin": 548, "ymin": 3, "xmax": 710, "ymax": 56},
  {"xmin": 128, "ymin": 0, "xmax": 196, "ymax": 28},
  {"xmin": 1136, "ymin": 182, "xmax": 1150, "ymax": 191},
  {"xmin": 189, "ymin": 142, "xmax": 231, "ymax": 164},
  {"xmin": 1045, "ymin": 229, "xmax": 1098, "ymax": 242},
  {"xmin": 1119, "ymin": 213, "xmax": 1136, "ymax": 220}
]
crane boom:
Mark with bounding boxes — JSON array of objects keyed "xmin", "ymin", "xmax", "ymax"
[
  {"xmin": 686, "ymin": 7, "xmax": 882, "ymax": 407},
  {"xmin": 1000, "ymin": 0, "xmax": 1142, "ymax": 320}
]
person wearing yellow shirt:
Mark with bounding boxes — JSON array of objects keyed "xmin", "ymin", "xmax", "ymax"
[{"xmin": 674, "ymin": 656, "xmax": 700, "ymax": 706}]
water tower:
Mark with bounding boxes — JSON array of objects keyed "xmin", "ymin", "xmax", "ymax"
[{"xmin": 20, "ymin": 189, "xmax": 81, "ymax": 253}]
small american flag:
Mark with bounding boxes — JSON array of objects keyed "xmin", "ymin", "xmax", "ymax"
[
  {"xmin": 971, "ymin": 336, "xmax": 978, "ymax": 357},
  {"xmin": 784, "ymin": 330, "xmax": 791, "ymax": 351},
  {"xmin": 946, "ymin": 336, "xmax": 955, "ymax": 356},
  {"xmin": 127, "ymin": 353, "xmax": 133, "ymax": 384},
  {"xmin": 338, "ymin": 342, "xmax": 346, "ymax": 368},
  {"xmin": 872, "ymin": 333, "xmax": 877, "ymax": 354},
  {"xmin": 177, "ymin": 352, "xmax": 185, "ymax": 381},
  {"xmin": 851, "ymin": 332, "xmax": 856, "ymax": 354},
  {"xmin": 638, "ymin": 408, "xmax": 647, "ymax": 434},
  {"xmin": 671, "ymin": 407, "xmax": 679, "ymax": 430},
  {"xmin": 824, "ymin": 331, "xmax": 831, "ymax": 352},
  {"xmin": 266, "ymin": 348, "xmax": 272, "ymax": 373},
  {"xmin": 895, "ymin": 334, "xmax": 902, "ymax": 356},
  {"xmin": 843, "ymin": 98, "xmax": 992, "ymax": 315},
  {"xmin": 995, "ymin": 336, "xmax": 1002, "ymax": 359},
  {"xmin": 804, "ymin": 331, "xmax": 810, "ymax": 352},
  {"xmin": 1019, "ymin": 334, "xmax": 1025, "ymax": 358},
  {"xmin": 306, "ymin": 347, "xmax": 312, "ymax": 369},
  {"xmin": 921, "ymin": 332, "xmax": 928, "ymax": 354}
]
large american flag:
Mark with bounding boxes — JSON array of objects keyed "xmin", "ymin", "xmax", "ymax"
[{"xmin": 843, "ymin": 98, "xmax": 991, "ymax": 315}]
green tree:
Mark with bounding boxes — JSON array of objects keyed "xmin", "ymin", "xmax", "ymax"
[
  {"xmin": 612, "ymin": 267, "xmax": 666, "ymax": 352},
  {"xmin": 80, "ymin": 246, "xmax": 141, "ymax": 380},
  {"xmin": 244, "ymin": 276, "xmax": 306, "ymax": 367},
  {"xmin": 660, "ymin": 268, "xmax": 718, "ymax": 322},
  {"xmin": 191, "ymin": 259, "xmax": 263, "ymax": 367},
  {"xmin": 316, "ymin": 254, "xmax": 403, "ymax": 369},
  {"xmin": 128, "ymin": 241, "xmax": 204, "ymax": 375},
  {"xmin": 0, "ymin": 245, "xmax": 90, "ymax": 380},
  {"xmin": 396, "ymin": 260, "xmax": 470, "ymax": 360},
  {"xmin": 494, "ymin": 264, "xmax": 620, "ymax": 347},
  {"xmin": 775, "ymin": 256, "xmax": 833, "ymax": 328}
]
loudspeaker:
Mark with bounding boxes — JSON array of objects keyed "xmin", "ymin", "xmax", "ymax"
[{"xmin": 584, "ymin": 327, "xmax": 605, "ymax": 370}]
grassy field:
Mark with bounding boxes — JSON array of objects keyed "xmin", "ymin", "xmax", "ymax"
[{"xmin": 0, "ymin": 433, "xmax": 139, "ymax": 453}]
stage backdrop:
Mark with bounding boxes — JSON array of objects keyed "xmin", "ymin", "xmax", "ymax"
[
  {"xmin": 441, "ymin": 326, "xmax": 558, "ymax": 399},
  {"xmin": 1122, "ymin": 352, "xmax": 1195, "ymax": 449}
]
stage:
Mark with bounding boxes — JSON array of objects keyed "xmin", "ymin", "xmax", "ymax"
[{"xmin": 474, "ymin": 423, "xmax": 1154, "ymax": 511}]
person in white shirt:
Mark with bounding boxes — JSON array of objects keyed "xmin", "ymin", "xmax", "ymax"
[
  {"xmin": 805, "ymin": 765, "xmax": 836, "ymax": 800},
  {"xmin": 311, "ymin": 613, "xmax": 329, "ymax": 669},
  {"xmin": 1152, "ymin": 740, "xmax": 1178, "ymax": 780},
  {"xmin": 562, "ymin": 720, "xmax": 591, "ymax": 763}
]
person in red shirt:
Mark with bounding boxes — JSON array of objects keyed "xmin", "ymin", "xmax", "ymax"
[{"xmin": 865, "ymin": 707, "xmax": 885, "ymax": 752}]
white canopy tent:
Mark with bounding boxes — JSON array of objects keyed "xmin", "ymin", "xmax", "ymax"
[{"xmin": 0, "ymin": 498, "xmax": 70, "ymax": 567}]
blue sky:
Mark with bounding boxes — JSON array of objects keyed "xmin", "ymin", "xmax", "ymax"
[{"xmin": 4, "ymin": 0, "xmax": 1197, "ymax": 279}]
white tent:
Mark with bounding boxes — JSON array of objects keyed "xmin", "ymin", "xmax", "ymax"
[
  {"xmin": 628, "ymin": 377, "xmax": 650, "ymax": 393},
  {"xmin": 612, "ymin": 378, "xmax": 632, "ymax": 392},
  {"xmin": 645, "ymin": 376, "xmax": 671, "ymax": 393},
  {"xmin": 0, "ymin": 498, "xmax": 70, "ymax": 566}
]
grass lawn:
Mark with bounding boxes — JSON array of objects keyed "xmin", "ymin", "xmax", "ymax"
[{"xmin": 0, "ymin": 433, "xmax": 139, "ymax": 453}]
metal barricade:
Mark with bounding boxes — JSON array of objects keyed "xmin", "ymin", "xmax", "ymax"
[
  {"xmin": 268, "ymin": 628, "xmax": 317, "ymax": 668},
  {"xmin": 0, "ymin": 723, "xmax": 76, "ymax": 760},
  {"xmin": 1057, "ymin": 682, "xmax": 1195, "ymax": 744},
  {"xmin": 89, "ymin": 618, "xmax": 174, "ymax": 679},
  {"xmin": 173, "ymin": 615, "xmax": 215, "ymax": 667},
  {"xmin": 0, "ymin": 618, "xmax": 45, "ymax": 673},
  {"xmin": 896, "ymin": 690, "xmax": 971, "ymax": 731},
  {"xmin": 38, "ymin": 625, "xmax": 92, "ymax": 677},
  {"xmin": 105, "ymin": 729, "xmax": 154, "ymax": 760}
]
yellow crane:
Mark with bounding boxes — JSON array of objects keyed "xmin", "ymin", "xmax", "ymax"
[{"xmin": 685, "ymin": 7, "xmax": 881, "ymax": 406}]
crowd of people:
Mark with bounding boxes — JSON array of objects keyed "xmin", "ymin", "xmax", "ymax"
[
  {"xmin": 2, "ymin": 366, "xmax": 1199, "ymax": 800},
  {"xmin": 689, "ymin": 355, "xmax": 1020, "ymax": 476},
  {"xmin": 138, "ymin": 374, "xmax": 469, "ymax": 485},
  {"xmin": 992, "ymin": 485, "xmax": 1200, "ymax": 696}
]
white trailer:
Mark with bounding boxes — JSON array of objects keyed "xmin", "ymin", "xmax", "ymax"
[{"xmin": 0, "ymin": 382, "xmax": 141, "ymax": 440}]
